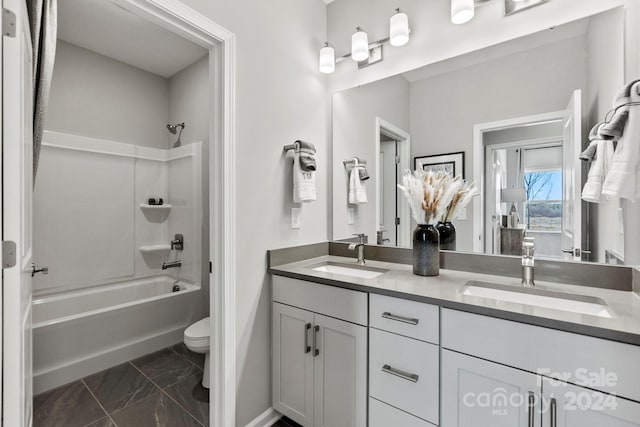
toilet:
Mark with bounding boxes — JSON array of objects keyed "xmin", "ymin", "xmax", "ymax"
[{"xmin": 184, "ymin": 317, "xmax": 210, "ymax": 388}]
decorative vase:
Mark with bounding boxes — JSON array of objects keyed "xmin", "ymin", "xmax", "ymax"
[
  {"xmin": 436, "ymin": 221, "xmax": 456, "ymax": 251},
  {"xmin": 413, "ymin": 224, "xmax": 440, "ymax": 276}
]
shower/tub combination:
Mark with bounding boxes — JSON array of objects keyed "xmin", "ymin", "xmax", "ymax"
[{"xmin": 32, "ymin": 130, "xmax": 204, "ymax": 394}]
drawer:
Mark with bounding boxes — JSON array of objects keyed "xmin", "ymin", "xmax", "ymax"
[
  {"xmin": 272, "ymin": 275, "xmax": 367, "ymax": 325},
  {"xmin": 369, "ymin": 328, "xmax": 439, "ymax": 424},
  {"xmin": 442, "ymin": 309, "xmax": 640, "ymax": 402},
  {"xmin": 370, "ymin": 293, "xmax": 439, "ymax": 344},
  {"xmin": 369, "ymin": 397, "xmax": 435, "ymax": 427}
]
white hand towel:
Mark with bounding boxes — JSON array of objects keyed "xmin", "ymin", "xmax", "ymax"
[
  {"xmin": 602, "ymin": 82, "xmax": 640, "ymax": 201},
  {"xmin": 293, "ymin": 151, "xmax": 316, "ymax": 203},
  {"xmin": 348, "ymin": 160, "xmax": 367, "ymax": 204},
  {"xmin": 582, "ymin": 139, "xmax": 613, "ymax": 203}
]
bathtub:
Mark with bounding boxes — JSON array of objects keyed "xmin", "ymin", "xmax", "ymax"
[{"xmin": 32, "ymin": 275, "xmax": 201, "ymax": 394}]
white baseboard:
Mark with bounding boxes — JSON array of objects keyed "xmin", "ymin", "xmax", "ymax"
[{"xmin": 245, "ymin": 407, "xmax": 282, "ymax": 427}]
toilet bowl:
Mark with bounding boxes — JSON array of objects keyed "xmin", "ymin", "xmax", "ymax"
[{"xmin": 184, "ymin": 317, "xmax": 210, "ymax": 389}]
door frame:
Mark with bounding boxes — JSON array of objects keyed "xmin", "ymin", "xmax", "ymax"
[
  {"xmin": 375, "ymin": 117, "xmax": 411, "ymax": 247},
  {"xmin": 472, "ymin": 110, "xmax": 565, "ymax": 253},
  {"xmin": 1, "ymin": 0, "xmax": 238, "ymax": 425}
]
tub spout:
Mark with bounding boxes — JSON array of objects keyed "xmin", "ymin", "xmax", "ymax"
[{"xmin": 162, "ymin": 260, "xmax": 182, "ymax": 270}]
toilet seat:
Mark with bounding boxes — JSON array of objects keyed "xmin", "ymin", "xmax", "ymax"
[{"xmin": 184, "ymin": 317, "xmax": 210, "ymax": 349}]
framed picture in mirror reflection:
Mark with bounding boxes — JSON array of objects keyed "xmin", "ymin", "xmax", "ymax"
[{"xmin": 414, "ymin": 151, "xmax": 465, "ymax": 179}]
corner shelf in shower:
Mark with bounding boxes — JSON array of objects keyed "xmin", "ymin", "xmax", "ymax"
[
  {"xmin": 138, "ymin": 244, "xmax": 171, "ymax": 255},
  {"xmin": 139, "ymin": 203, "xmax": 172, "ymax": 211}
]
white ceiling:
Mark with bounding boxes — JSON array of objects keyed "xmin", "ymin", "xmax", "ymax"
[{"xmin": 57, "ymin": 0, "xmax": 208, "ymax": 78}]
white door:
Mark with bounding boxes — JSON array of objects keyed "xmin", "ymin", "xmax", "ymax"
[
  {"xmin": 272, "ymin": 303, "xmax": 314, "ymax": 426},
  {"xmin": 379, "ymin": 139, "xmax": 397, "ymax": 245},
  {"xmin": 2, "ymin": 0, "xmax": 34, "ymax": 425},
  {"xmin": 542, "ymin": 378, "xmax": 640, "ymax": 427},
  {"xmin": 561, "ymin": 89, "xmax": 583, "ymax": 261},
  {"xmin": 442, "ymin": 349, "xmax": 541, "ymax": 427},
  {"xmin": 313, "ymin": 313, "xmax": 367, "ymax": 427}
]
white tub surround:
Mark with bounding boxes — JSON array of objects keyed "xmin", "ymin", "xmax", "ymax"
[
  {"xmin": 34, "ymin": 131, "xmax": 203, "ymax": 294},
  {"xmin": 32, "ymin": 275, "xmax": 201, "ymax": 394}
]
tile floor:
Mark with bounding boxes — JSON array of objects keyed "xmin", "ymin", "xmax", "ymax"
[
  {"xmin": 272, "ymin": 416, "xmax": 302, "ymax": 427},
  {"xmin": 33, "ymin": 344, "xmax": 209, "ymax": 427}
]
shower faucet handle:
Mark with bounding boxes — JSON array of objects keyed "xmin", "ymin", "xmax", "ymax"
[{"xmin": 171, "ymin": 234, "xmax": 184, "ymax": 251}]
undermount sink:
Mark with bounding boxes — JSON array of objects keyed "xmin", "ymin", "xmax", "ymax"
[
  {"xmin": 310, "ymin": 262, "xmax": 389, "ymax": 279},
  {"xmin": 460, "ymin": 281, "xmax": 613, "ymax": 318}
]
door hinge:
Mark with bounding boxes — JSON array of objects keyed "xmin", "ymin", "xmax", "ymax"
[
  {"xmin": 209, "ymin": 261, "xmax": 212, "ymax": 273},
  {"xmin": 395, "ymin": 156, "xmax": 400, "ymax": 164},
  {"xmin": 2, "ymin": 8, "xmax": 16, "ymax": 38},
  {"xmin": 2, "ymin": 241, "xmax": 17, "ymax": 268},
  {"xmin": 395, "ymin": 218, "xmax": 400, "ymax": 225}
]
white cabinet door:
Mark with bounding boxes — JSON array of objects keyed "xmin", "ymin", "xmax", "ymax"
[
  {"xmin": 442, "ymin": 349, "xmax": 541, "ymax": 427},
  {"xmin": 272, "ymin": 303, "xmax": 315, "ymax": 426},
  {"xmin": 542, "ymin": 378, "xmax": 640, "ymax": 427},
  {"xmin": 313, "ymin": 313, "xmax": 367, "ymax": 427}
]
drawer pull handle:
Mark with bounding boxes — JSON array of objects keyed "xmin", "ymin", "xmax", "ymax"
[
  {"xmin": 304, "ymin": 323, "xmax": 311, "ymax": 354},
  {"xmin": 528, "ymin": 392, "xmax": 535, "ymax": 427},
  {"xmin": 381, "ymin": 364, "xmax": 419, "ymax": 383},
  {"xmin": 381, "ymin": 312, "xmax": 419, "ymax": 325},
  {"xmin": 313, "ymin": 325, "xmax": 320, "ymax": 357}
]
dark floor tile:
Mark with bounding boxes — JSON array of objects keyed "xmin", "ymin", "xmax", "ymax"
[
  {"xmin": 110, "ymin": 391, "xmax": 201, "ymax": 427},
  {"xmin": 170, "ymin": 343, "xmax": 206, "ymax": 369},
  {"xmin": 164, "ymin": 373, "xmax": 209, "ymax": 425},
  {"xmin": 34, "ymin": 381, "xmax": 107, "ymax": 427},
  {"xmin": 83, "ymin": 362, "xmax": 158, "ymax": 413},
  {"xmin": 132, "ymin": 348, "xmax": 201, "ymax": 389},
  {"xmin": 274, "ymin": 416, "xmax": 302, "ymax": 427},
  {"xmin": 84, "ymin": 417, "xmax": 116, "ymax": 427}
]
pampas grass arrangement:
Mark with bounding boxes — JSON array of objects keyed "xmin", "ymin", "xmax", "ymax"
[{"xmin": 398, "ymin": 170, "xmax": 478, "ymax": 224}]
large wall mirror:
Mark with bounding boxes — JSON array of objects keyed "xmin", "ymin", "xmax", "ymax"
[{"xmin": 332, "ymin": 7, "xmax": 634, "ymax": 265}]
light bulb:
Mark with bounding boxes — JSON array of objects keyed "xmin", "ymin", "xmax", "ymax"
[
  {"xmin": 318, "ymin": 42, "xmax": 335, "ymax": 74},
  {"xmin": 451, "ymin": 0, "xmax": 475, "ymax": 24},
  {"xmin": 351, "ymin": 27, "xmax": 369, "ymax": 62},
  {"xmin": 390, "ymin": 9, "xmax": 409, "ymax": 47}
]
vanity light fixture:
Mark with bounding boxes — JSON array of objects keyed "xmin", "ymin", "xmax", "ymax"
[
  {"xmin": 351, "ymin": 27, "xmax": 369, "ymax": 62},
  {"xmin": 318, "ymin": 9, "xmax": 411, "ymax": 73},
  {"xmin": 451, "ymin": 0, "xmax": 475, "ymax": 24},
  {"xmin": 319, "ymin": 42, "xmax": 336, "ymax": 74},
  {"xmin": 389, "ymin": 8, "xmax": 409, "ymax": 47}
]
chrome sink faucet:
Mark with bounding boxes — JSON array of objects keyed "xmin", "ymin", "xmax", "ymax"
[
  {"xmin": 348, "ymin": 233, "xmax": 366, "ymax": 266},
  {"xmin": 521, "ymin": 237, "xmax": 535, "ymax": 288}
]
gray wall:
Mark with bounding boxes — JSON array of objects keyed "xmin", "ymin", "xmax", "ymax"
[
  {"xmin": 409, "ymin": 36, "xmax": 588, "ymax": 251},
  {"xmin": 168, "ymin": 56, "xmax": 211, "ymax": 315},
  {"xmin": 333, "ymin": 75, "xmax": 410, "ymax": 243},
  {"xmin": 585, "ymin": 8, "xmax": 625, "ymax": 263},
  {"xmin": 176, "ymin": 1, "xmax": 329, "ymax": 425},
  {"xmin": 46, "ymin": 41, "xmax": 169, "ymax": 148}
]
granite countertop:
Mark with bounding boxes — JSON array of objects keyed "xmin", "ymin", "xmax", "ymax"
[{"xmin": 269, "ymin": 255, "xmax": 640, "ymax": 346}]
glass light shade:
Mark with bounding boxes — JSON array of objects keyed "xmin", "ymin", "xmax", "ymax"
[
  {"xmin": 318, "ymin": 43, "xmax": 335, "ymax": 74},
  {"xmin": 351, "ymin": 28, "xmax": 369, "ymax": 62},
  {"xmin": 451, "ymin": 0, "xmax": 475, "ymax": 24},
  {"xmin": 390, "ymin": 11, "xmax": 409, "ymax": 47}
]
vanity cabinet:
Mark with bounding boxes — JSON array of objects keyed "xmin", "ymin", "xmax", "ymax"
[
  {"xmin": 442, "ymin": 308, "xmax": 640, "ymax": 427},
  {"xmin": 442, "ymin": 349, "xmax": 541, "ymax": 427},
  {"xmin": 272, "ymin": 277, "xmax": 367, "ymax": 427},
  {"xmin": 541, "ymin": 378, "xmax": 640, "ymax": 427},
  {"xmin": 369, "ymin": 294, "xmax": 440, "ymax": 426}
]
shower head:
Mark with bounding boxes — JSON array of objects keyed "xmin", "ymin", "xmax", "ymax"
[
  {"xmin": 167, "ymin": 122, "xmax": 185, "ymax": 134},
  {"xmin": 166, "ymin": 122, "xmax": 185, "ymax": 148}
]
